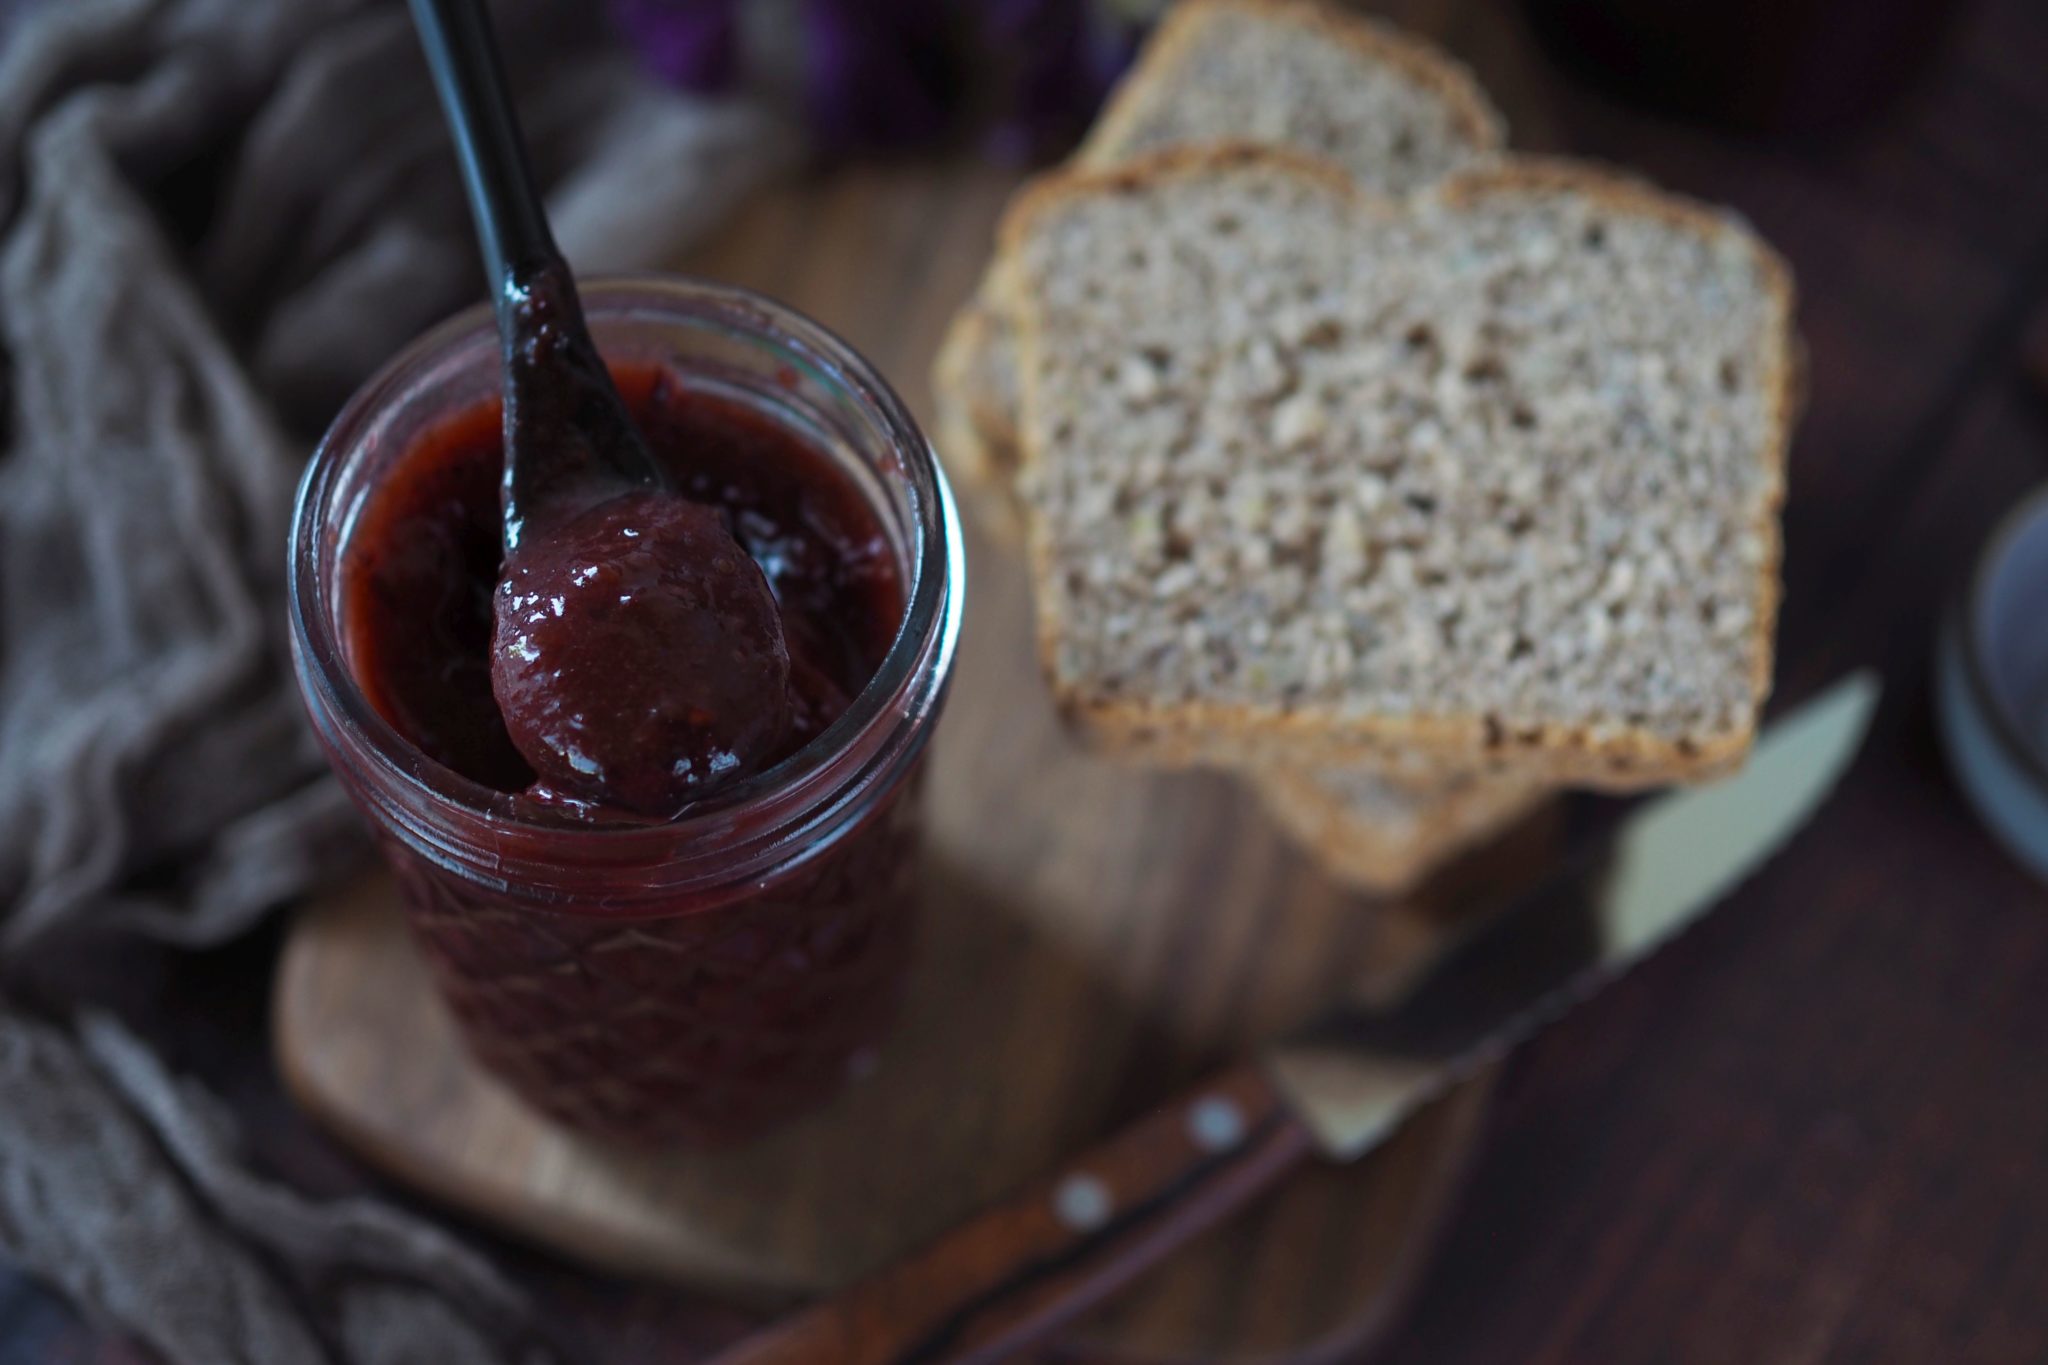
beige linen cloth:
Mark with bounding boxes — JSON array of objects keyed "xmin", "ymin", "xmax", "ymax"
[{"xmin": 0, "ymin": 0, "xmax": 792, "ymax": 1359}]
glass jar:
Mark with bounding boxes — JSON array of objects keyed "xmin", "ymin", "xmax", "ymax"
[{"xmin": 288, "ymin": 277, "xmax": 964, "ymax": 1146}]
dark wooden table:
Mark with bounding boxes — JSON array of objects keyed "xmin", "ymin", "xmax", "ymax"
[{"xmin": 9, "ymin": 0, "xmax": 2048, "ymax": 1360}]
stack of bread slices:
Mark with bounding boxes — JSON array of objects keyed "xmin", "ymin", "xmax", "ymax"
[{"xmin": 933, "ymin": 0, "xmax": 1797, "ymax": 895}]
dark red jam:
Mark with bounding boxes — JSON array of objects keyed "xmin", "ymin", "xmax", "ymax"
[
  {"xmin": 341, "ymin": 363, "xmax": 904, "ymax": 816},
  {"xmin": 330, "ymin": 361, "xmax": 924, "ymax": 1147},
  {"xmin": 493, "ymin": 492, "xmax": 797, "ymax": 818}
]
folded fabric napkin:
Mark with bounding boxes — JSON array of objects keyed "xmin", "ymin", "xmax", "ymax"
[
  {"xmin": 0, "ymin": 0, "xmax": 791, "ymax": 1358},
  {"xmin": 0, "ymin": 1007, "xmax": 560, "ymax": 1364}
]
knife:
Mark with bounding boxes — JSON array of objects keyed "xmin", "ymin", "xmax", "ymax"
[{"xmin": 710, "ymin": 673, "xmax": 1880, "ymax": 1365}]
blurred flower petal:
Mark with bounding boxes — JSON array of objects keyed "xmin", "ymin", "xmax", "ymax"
[
  {"xmin": 613, "ymin": 0, "xmax": 1153, "ymax": 157},
  {"xmin": 610, "ymin": 0, "xmax": 745, "ymax": 92}
]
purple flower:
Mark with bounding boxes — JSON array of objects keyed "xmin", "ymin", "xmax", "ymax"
[
  {"xmin": 610, "ymin": 0, "xmax": 1151, "ymax": 158},
  {"xmin": 801, "ymin": 0, "xmax": 965, "ymax": 154},
  {"xmin": 609, "ymin": 0, "xmax": 744, "ymax": 93},
  {"xmin": 981, "ymin": 0, "xmax": 1141, "ymax": 161}
]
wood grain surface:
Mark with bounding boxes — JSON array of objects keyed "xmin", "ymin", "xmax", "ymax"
[
  {"xmin": 694, "ymin": 1063, "xmax": 1321, "ymax": 1365},
  {"xmin": 274, "ymin": 856, "xmax": 1491, "ymax": 1343},
  {"xmin": 274, "ymin": 0, "xmax": 2048, "ymax": 1353},
  {"xmin": 13, "ymin": 1, "xmax": 2048, "ymax": 1362}
]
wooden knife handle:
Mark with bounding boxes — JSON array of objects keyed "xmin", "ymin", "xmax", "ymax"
[{"xmin": 708, "ymin": 1063, "xmax": 1315, "ymax": 1365}]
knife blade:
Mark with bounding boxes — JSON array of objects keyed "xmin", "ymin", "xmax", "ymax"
[
  {"xmin": 1270, "ymin": 668, "xmax": 1881, "ymax": 1160},
  {"xmin": 710, "ymin": 673, "xmax": 1880, "ymax": 1365}
]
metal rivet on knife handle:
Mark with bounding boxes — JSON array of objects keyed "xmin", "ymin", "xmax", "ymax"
[
  {"xmin": 1187, "ymin": 1095, "xmax": 1247, "ymax": 1152},
  {"xmin": 1054, "ymin": 1174, "xmax": 1113, "ymax": 1232}
]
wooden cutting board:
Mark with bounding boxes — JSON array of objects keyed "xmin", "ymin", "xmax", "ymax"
[{"xmin": 274, "ymin": 163, "xmax": 1547, "ymax": 1363}]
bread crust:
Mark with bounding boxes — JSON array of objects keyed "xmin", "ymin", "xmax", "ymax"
[
  {"xmin": 1078, "ymin": 0, "xmax": 1506, "ymax": 172},
  {"xmin": 931, "ymin": 303, "xmax": 999, "ymax": 487},
  {"xmin": 1002, "ymin": 146, "xmax": 1798, "ymax": 789},
  {"xmin": 930, "ymin": 0, "xmax": 1508, "ymax": 547},
  {"xmin": 931, "ymin": 289, "xmax": 1036, "ymax": 545},
  {"xmin": 1251, "ymin": 767, "xmax": 1554, "ymax": 895}
]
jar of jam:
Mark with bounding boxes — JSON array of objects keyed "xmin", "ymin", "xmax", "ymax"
[{"xmin": 288, "ymin": 277, "xmax": 964, "ymax": 1146}]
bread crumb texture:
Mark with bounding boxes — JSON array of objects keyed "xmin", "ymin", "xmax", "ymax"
[
  {"xmin": 934, "ymin": 0, "xmax": 1505, "ymax": 541},
  {"xmin": 1012, "ymin": 154, "xmax": 1793, "ymax": 779}
]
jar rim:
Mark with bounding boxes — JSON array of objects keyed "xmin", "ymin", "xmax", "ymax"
[{"xmin": 288, "ymin": 274, "xmax": 964, "ymax": 892}]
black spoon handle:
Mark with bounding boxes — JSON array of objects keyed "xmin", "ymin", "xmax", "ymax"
[
  {"xmin": 407, "ymin": 0, "xmax": 666, "ymax": 544},
  {"xmin": 408, "ymin": 0, "xmax": 559, "ymax": 301}
]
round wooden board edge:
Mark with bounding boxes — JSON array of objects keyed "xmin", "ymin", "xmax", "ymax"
[
  {"xmin": 274, "ymin": 893, "xmax": 1500, "ymax": 1357},
  {"xmin": 271, "ymin": 897, "xmax": 814, "ymax": 1307}
]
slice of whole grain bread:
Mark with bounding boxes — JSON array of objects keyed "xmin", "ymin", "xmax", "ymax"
[
  {"xmin": 1004, "ymin": 147, "xmax": 1797, "ymax": 788},
  {"xmin": 1076, "ymin": 0, "xmax": 1503, "ymax": 187},
  {"xmin": 932, "ymin": 0, "xmax": 1504, "ymax": 545},
  {"xmin": 1252, "ymin": 767, "xmax": 1552, "ymax": 896},
  {"xmin": 934, "ymin": 2, "xmax": 1522, "ymax": 892}
]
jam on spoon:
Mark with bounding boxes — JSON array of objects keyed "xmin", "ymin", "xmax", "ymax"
[
  {"xmin": 493, "ymin": 490, "xmax": 792, "ymax": 816},
  {"xmin": 411, "ymin": 0, "xmax": 791, "ymax": 815}
]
